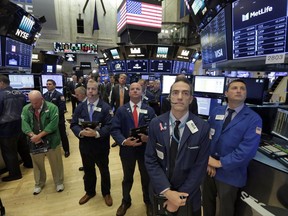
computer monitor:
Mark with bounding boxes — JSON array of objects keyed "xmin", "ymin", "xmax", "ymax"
[
  {"xmin": 161, "ymin": 75, "xmax": 177, "ymax": 94},
  {"xmin": 193, "ymin": 76, "xmax": 226, "ymax": 95},
  {"xmin": 8, "ymin": 74, "xmax": 34, "ymax": 89},
  {"xmin": 41, "ymin": 74, "xmax": 63, "ymax": 87},
  {"xmin": 195, "ymin": 96, "xmax": 223, "ymax": 117},
  {"xmin": 42, "ymin": 87, "xmax": 63, "ymax": 95},
  {"xmin": 272, "ymin": 108, "xmax": 288, "ymax": 141}
]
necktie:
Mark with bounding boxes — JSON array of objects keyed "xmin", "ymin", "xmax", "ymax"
[
  {"xmin": 48, "ymin": 92, "xmax": 52, "ymax": 99},
  {"xmin": 222, "ymin": 108, "xmax": 235, "ymax": 130},
  {"xmin": 119, "ymin": 87, "xmax": 124, "ymax": 107},
  {"xmin": 169, "ymin": 120, "xmax": 181, "ymax": 180},
  {"xmin": 89, "ymin": 103, "xmax": 94, "ymax": 121},
  {"xmin": 34, "ymin": 110, "xmax": 40, "ymax": 121},
  {"xmin": 133, "ymin": 104, "xmax": 138, "ymax": 128}
]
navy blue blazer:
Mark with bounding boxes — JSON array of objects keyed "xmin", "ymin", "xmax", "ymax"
[
  {"xmin": 208, "ymin": 105, "xmax": 262, "ymax": 187},
  {"xmin": 110, "ymin": 84, "xmax": 130, "ymax": 111},
  {"xmin": 110, "ymin": 102, "xmax": 155, "ymax": 157},
  {"xmin": 70, "ymin": 99, "xmax": 112, "ymax": 153},
  {"xmin": 43, "ymin": 90, "xmax": 66, "ymax": 121},
  {"xmin": 145, "ymin": 112, "xmax": 210, "ymax": 210}
]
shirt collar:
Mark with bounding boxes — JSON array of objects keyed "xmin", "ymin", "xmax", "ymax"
[
  {"xmin": 227, "ymin": 103, "xmax": 244, "ymax": 114},
  {"xmin": 129, "ymin": 100, "xmax": 142, "ymax": 110},
  {"xmin": 169, "ymin": 111, "xmax": 189, "ymax": 125},
  {"xmin": 87, "ymin": 98, "xmax": 99, "ymax": 107}
]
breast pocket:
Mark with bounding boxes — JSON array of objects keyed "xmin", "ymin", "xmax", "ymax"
[{"xmin": 181, "ymin": 144, "xmax": 200, "ymax": 170}]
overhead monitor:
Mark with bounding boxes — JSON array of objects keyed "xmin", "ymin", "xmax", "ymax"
[
  {"xmin": 272, "ymin": 108, "xmax": 288, "ymax": 141},
  {"xmin": 150, "ymin": 60, "xmax": 172, "ymax": 73},
  {"xmin": 5, "ymin": 37, "xmax": 32, "ymax": 68},
  {"xmin": 232, "ymin": 0, "xmax": 288, "ymax": 59},
  {"xmin": 54, "ymin": 42, "xmax": 97, "ymax": 53},
  {"xmin": 125, "ymin": 45, "xmax": 148, "ymax": 59},
  {"xmin": 194, "ymin": 76, "xmax": 226, "ymax": 95},
  {"xmin": 175, "ymin": 46, "xmax": 195, "ymax": 61},
  {"xmin": 200, "ymin": 7, "xmax": 231, "ymax": 65},
  {"xmin": 99, "ymin": 66, "xmax": 109, "ymax": 74},
  {"xmin": 41, "ymin": 74, "xmax": 63, "ymax": 87},
  {"xmin": 126, "ymin": 59, "xmax": 148, "ymax": 73},
  {"xmin": 110, "ymin": 60, "xmax": 126, "ymax": 73},
  {"xmin": 196, "ymin": 96, "xmax": 223, "ymax": 117},
  {"xmin": 98, "ymin": 58, "xmax": 107, "ymax": 66},
  {"xmin": 8, "ymin": 74, "xmax": 34, "ymax": 89},
  {"xmin": 150, "ymin": 45, "xmax": 174, "ymax": 59},
  {"xmin": 107, "ymin": 47, "xmax": 124, "ymax": 60},
  {"xmin": 172, "ymin": 61, "xmax": 189, "ymax": 74},
  {"xmin": 64, "ymin": 53, "xmax": 77, "ymax": 62},
  {"xmin": 161, "ymin": 75, "xmax": 177, "ymax": 94},
  {"xmin": 80, "ymin": 62, "xmax": 91, "ymax": 70}
]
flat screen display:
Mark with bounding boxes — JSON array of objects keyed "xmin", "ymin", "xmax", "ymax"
[
  {"xmin": 8, "ymin": 74, "xmax": 34, "ymax": 89},
  {"xmin": 226, "ymin": 77, "xmax": 269, "ymax": 105},
  {"xmin": 126, "ymin": 59, "xmax": 148, "ymax": 73},
  {"xmin": 194, "ymin": 76, "xmax": 226, "ymax": 94},
  {"xmin": 161, "ymin": 75, "xmax": 177, "ymax": 94},
  {"xmin": 272, "ymin": 108, "xmax": 288, "ymax": 141},
  {"xmin": 41, "ymin": 74, "xmax": 63, "ymax": 87},
  {"xmin": 125, "ymin": 46, "xmax": 148, "ymax": 59},
  {"xmin": 172, "ymin": 61, "xmax": 189, "ymax": 74},
  {"xmin": 99, "ymin": 66, "xmax": 109, "ymax": 74},
  {"xmin": 110, "ymin": 60, "xmax": 126, "ymax": 73},
  {"xmin": 150, "ymin": 45, "xmax": 174, "ymax": 59},
  {"xmin": 201, "ymin": 8, "xmax": 228, "ymax": 65},
  {"xmin": 196, "ymin": 96, "xmax": 223, "ymax": 117},
  {"xmin": 150, "ymin": 60, "xmax": 172, "ymax": 73},
  {"xmin": 54, "ymin": 42, "xmax": 97, "ymax": 53},
  {"xmin": 175, "ymin": 46, "xmax": 194, "ymax": 61},
  {"xmin": 5, "ymin": 37, "xmax": 32, "ymax": 68},
  {"xmin": 80, "ymin": 62, "xmax": 91, "ymax": 70},
  {"xmin": 232, "ymin": 0, "xmax": 288, "ymax": 59}
]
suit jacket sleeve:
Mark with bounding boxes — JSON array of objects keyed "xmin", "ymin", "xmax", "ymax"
[{"xmin": 110, "ymin": 107, "xmax": 127, "ymax": 145}]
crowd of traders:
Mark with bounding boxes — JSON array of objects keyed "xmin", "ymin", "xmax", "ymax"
[{"xmin": 0, "ymin": 73, "xmax": 262, "ymax": 216}]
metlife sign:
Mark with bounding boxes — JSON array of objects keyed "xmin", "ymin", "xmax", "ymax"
[
  {"xmin": 12, "ymin": 0, "xmax": 57, "ymax": 30},
  {"xmin": 242, "ymin": 6, "xmax": 273, "ymax": 22}
]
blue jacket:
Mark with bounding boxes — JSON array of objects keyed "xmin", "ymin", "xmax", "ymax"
[
  {"xmin": 145, "ymin": 112, "xmax": 210, "ymax": 210},
  {"xmin": 70, "ymin": 99, "xmax": 112, "ymax": 153},
  {"xmin": 43, "ymin": 90, "xmax": 66, "ymax": 122},
  {"xmin": 110, "ymin": 102, "xmax": 155, "ymax": 158},
  {"xmin": 208, "ymin": 105, "xmax": 262, "ymax": 187}
]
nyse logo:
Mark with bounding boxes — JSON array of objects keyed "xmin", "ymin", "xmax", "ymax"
[
  {"xmin": 130, "ymin": 48, "xmax": 141, "ymax": 54},
  {"xmin": 214, "ymin": 49, "xmax": 223, "ymax": 58},
  {"xmin": 181, "ymin": 50, "xmax": 190, "ymax": 56},
  {"xmin": 242, "ymin": 6, "xmax": 273, "ymax": 21},
  {"xmin": 15, "ymin": 15, "xmax": 35, "ymax": 39}
]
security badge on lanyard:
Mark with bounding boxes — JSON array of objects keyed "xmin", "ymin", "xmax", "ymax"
[{"xmin": 215, "ymin": 115, "xmax": 225, "ymax": 120}]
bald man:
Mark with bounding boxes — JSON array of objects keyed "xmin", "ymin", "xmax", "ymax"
[{"xmin": 21, "ymin": 90, "xmax": 64, "ymax": 195}]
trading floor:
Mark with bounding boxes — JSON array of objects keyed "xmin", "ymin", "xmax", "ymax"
[{"xmin": 0, "ymin": 101, "xmax": 147, "ymax": 216}]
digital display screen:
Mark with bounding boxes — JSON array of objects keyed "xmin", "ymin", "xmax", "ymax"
[
  {"xmin": 125, "ymin": 46, "xmax": 148, "ymax": 59},
  {"xmin": 201, "ymin": 8, "xmax": 228, "ymax": 65},
  {"xmin": 99, "ymin": 66, "xmax": 108, "ymax": 74},
  {"xmin": 232, "ymin": 0, "xmax": 288, "ymax": 59},
  {"xmin": 46, "ymin": 65, "xmax": 54, "ymax": 73},
  {"xmin": 9, "ymin": 74, "xmax": 34, "ymax": 89},
  {"xmin": 172, "ymin": 61, "xmax": 189, "ymax": 74},
  {"xmin": 156, "ymin": 47, "xmax": 169, "ymax": 58},
  {"xmin": 161, "ymin": 75, "xmax": 177, "ymax": 94},
  {"xmin": 175, "ymin": 47, "xmax": 194, "ymax": 61},
  {"xmin": 272, "ymin": 108, "xmax": 288, "ymax": 141},
  {"xmin": 196, "ymin": 96, "xmax": 223, "ymax": 117},
  {"xmin": 150, "ymin": 60, "xmax": 172, "ymax": 73},
  {"xmin": 80, "ymin": 62, "xmax": 91, "ymax": 70},
  {"xmin": 194, "ymin": 76, "xmax": 226, "ymax": 94},
  {"xmin": 109, "ymin": 48, "xmax": 121, "ymax": 60},
  {"xmin": 110, "ymin": 60, "xmax": 126, "ymax": 72},
  {"xmin": 5, "ymin": 37, "xmax": 32, "ymax": 68},
  {"xmin": 41, "ymin": 74, "xmax": 63, "ymax": 87},
  {"xmin": 126, "ymin": 59, "xmax": 148, "ymax": 73}
]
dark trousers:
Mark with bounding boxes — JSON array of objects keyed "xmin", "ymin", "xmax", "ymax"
[
  {"xmin": 160, "ymin": 206, "xmax": 201, "ymax": 216},
  {"xmin": 120, "ymin": 150, "xmax": 150, "ymax": 204},
  {"xmin": 0, "ymin": 134, "xmax": 22, "ymax": 177},
  {"xmin": 81, "ymin": 149, "xmax": 111, "ymax": 197},
  {"xmin": 202, "ymin": 175, "xmax": 239, "ymax": 216},
  {"xmin": 59, "ymin": 122, "xmax": 70, "ymax": 153},
  {"xmin": 17, "ymin": 132, "xmax": 32, "ymax": 166},
  {"xmin": 71, "ymin": 96, "xmax": 78, "ymax": 114}
]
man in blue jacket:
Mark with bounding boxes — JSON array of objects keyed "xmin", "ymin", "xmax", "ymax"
[
  {"xmin": 145, "ymin": 78, "xmax": 210, "ymax": 216},
  {"xmin": 111, "ymin": 82, "xmax": 156, "ymax": 216},
  {"xmin": 70, "ymin": 79, "xmax": 113, "ymax": 207},
  {"xmin": 202, "ymin": 79, "xmax": 262, "ymax": 216}
]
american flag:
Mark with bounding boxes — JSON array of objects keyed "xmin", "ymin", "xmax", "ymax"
[{"xmin": 117, "ymin": 0, "xmax": 162, "ymax": 33}]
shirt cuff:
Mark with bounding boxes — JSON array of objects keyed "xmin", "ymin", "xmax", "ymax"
[
  {"xmin": 95, "ymin": 131, "xmax": 100, "ymax": 138},
  {"xmin": 160, "ymin": 188, "xmax": 170, "ymax": 195},
  {"xmin": 121, "ymin": 139, "xmax": 127, "ymax": 146}
]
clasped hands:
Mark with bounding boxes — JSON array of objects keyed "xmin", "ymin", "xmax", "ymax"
[
  {"xmin": 163, "ymin": 190, "xmax": 189, "ymax": 213},
  {"xmin": 124, "ymin": 133, "xmax": 148, "ymax": 147}
]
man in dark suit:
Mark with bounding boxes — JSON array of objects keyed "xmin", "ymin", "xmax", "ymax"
[
  {"xmin": 110, "ymin": 73, "xmax": 130, "ymax": 113},
  {"xmin": 70, "ymin": 79, "xmax": 113, "ymax": 207},
  {"xmin": 67, "ymin": 75, "xmax": 78, "ymax": 114},
  {"xmin": 111, "ymin": 82, "xmax": 156, "ymax": 216},
  {"xmin": 145, "ymin": 78, "xmax": 210, "ymax": 216},
  {"xmin": 43, "ymin": 79, "xmax": 70, "ymax": 158}
]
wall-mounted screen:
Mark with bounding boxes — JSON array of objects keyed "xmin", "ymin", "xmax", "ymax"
[
  {"xmin": 232, "ymin": 0, "xmax": 288, "ymax": 59},
  {"xmin": 98, "ymin": 58, "xmax": 107, "ymax": 66},
  {"xmin": 64, "ymin": 53, "xmax": 77, "ymax": 62},
  {"xmin": 194, "ymin": 76, "xmax": 226, "ymax": 95},
  {"xmin": 201, "ymin": 8, "xmax": 229, "ymax": 65},
  {"xmin": 161, "ymin": 75, "xmax": 177, "ymax": 94},
  {"xmin": 5, "ymin": 37, "xmax": 32, "ymax": 68},
  {"xmin": 126, "ymin": 59, "xmax": 148, "ymax": 73},
  {"xmin": 54, "ymin": 42, "xmax": 97, "ymax": 53},
  {"xmin": 196, "ymin": 96, "xmax": 223, "ymax": 117},
  {"xmin": 150, "ymin": 60, "xmax": 172, "ymax": 73},
  {"xmin": 41, "ymin": 74, "xmax": 63, "ymax": 87},
  {"xmin": 80, "ymin": 62, "xmax": 91, "ymax": 70},
  {"xmin": 272, "ymin": 108, "xmax": 288, "ymax": 141},
  {"xmin": 172, "ymin": 61, "xmax": 189, "ymax": 74},
  {"xmin": 99, "ymin": 66, "xmax": 108, "ymax": 74},
  {"xmin": 110, "ymin": 60, "xmax": 126, "ymax": 73},
  {"xmin": 107, "ymin": 47, "xmax": 124, "ymax": 60},
  {"xmin": 150, "ymin": 45, "xmax": 174, "ymax": 59},
  {"xmin": 8, "ymin": 74, "xmax": 34, "ymax": 89}
]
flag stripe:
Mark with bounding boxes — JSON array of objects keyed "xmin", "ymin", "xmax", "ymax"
[{"xmin": 117, "ymin": 0, "xmax": 162, "ymax": 32}]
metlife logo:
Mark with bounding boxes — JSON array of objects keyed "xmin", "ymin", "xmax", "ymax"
[{"xmin": 242, "ymin": 6, "xmax": 273, "ymax": 21}]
